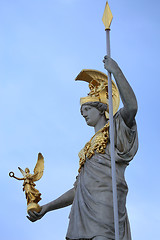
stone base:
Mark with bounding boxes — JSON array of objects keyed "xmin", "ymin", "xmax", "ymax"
[{"xmin": 27, "ymin": 203, "xmax": 41, "ymax": 213}]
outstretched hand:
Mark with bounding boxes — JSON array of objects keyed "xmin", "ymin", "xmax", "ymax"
[
  {"xmin": 103, "ymin": 56, "xmax": 119, "ymax": 75},
  {"xmin": 27, "ymin": 205, "xmax": 48, "ymax": 222}
]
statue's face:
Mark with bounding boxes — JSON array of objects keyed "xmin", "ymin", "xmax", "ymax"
[{"xmin": 81, "ymin": 105, "xmax": 102, "ymax": 127}]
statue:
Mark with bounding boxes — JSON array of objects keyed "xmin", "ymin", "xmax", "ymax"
[
  {"xmin": 26, "ymin": 56, "xmax": 138, "ymax": 240},
  {"xmin": 9, "ymin": 153, "xmax": 44, "ymax": 213}
]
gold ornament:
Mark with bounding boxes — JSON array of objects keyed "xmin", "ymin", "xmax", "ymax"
[
  {"xmin": 78, "ymin": 122, "xmax": 110, "ymax": 173},
  {"xmin": 9, "ymin": 153, "xmax": 44, "ymax": 213},
  {"xmin": 75, "ymin": 69, "xmax": 120, "ymax": 119}
]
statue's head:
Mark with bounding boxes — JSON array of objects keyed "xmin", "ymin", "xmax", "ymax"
[
  {"xmin": 81, "ymin": 102, "xmax": 108, "ymax": 127},
  {"xmin": 25, "ymin": 168, "xmax": 30, "ymax": 174},
  {"xmin": 75, "ymin": 69, "xmax": 120, "ymax": 120}
]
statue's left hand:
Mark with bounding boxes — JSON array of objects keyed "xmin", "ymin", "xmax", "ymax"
[
  {"xmin": 27, "ymin": 205, "xmax": 48, "ymax": 222},
  {"xmin": 103, "ymin": 56, "xmax": 119, "ymax": 75}
]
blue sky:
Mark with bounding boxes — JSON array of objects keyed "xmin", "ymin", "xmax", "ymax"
[{"xmin": 1, "ymin": 0, "xmax": 160, "ymax": 239}]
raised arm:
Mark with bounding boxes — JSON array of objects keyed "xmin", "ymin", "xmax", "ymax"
[
  {"xmin": 103, "ymin": 56, "xmax": 138, "ymax": 128},
  {"xmin": 27, "ymin": 187, "xmax": 75, "ymax": 222},
  {"xmin": 9, "ymin": 172, "xmax": 24, "ymax": 180}
]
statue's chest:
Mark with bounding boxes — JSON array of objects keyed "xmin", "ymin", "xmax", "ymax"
[{"xmin": 78, "ymin": 123, "xmax": 110, "ymax": 173}]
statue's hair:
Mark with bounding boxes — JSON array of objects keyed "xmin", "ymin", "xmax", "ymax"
[{"xmin": 80, "ymin": 102, "xmax": 108, "ymax": 115}]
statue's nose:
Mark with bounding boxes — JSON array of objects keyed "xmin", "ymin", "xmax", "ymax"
[{"xmin": 82, "ymin": 110, "xmax": 87, "ymax": 117}]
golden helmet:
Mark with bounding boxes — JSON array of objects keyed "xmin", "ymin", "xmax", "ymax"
[{"xmin": 75, "ymin": 69, "xmax": 120, "ymax": 119}]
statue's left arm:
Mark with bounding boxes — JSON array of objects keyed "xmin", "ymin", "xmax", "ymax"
[{"xmin": 103, "ymin": 56, "xmax": 138, "ymax": 128}]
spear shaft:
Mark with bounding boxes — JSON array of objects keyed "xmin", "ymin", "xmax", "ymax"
[
  {"xmin": 102, "ymin": 2, "xmax": 120, "ymax": 240},
  {"xmin": 106, "ymin": 29, "xmax": 120, "ymax": 240}
]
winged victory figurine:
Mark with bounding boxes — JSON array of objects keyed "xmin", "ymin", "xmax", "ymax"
[{"xmin": 9, "ymin": 153, "xmax": 44, "ymax": 213}]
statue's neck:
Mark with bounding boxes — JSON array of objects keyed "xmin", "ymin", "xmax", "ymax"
[{"xmin": 94, "ymin": 116, "xmax": 108, "ymax": 133}]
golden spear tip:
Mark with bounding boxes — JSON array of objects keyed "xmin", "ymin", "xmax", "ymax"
[{"xmin": 102, "ymin": 1, "xmax": 113, "ymax": 30}]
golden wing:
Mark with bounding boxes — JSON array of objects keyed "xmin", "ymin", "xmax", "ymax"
[
  {"xmin": 18, "ymin": 167, "xmax": 26, "ymax": 177},
  {"xmin": 33, "ymin": 153, "xmax": 44, "ymax": 181}
]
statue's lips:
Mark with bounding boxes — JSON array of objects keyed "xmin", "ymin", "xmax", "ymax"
[{"xmin": 85, "ymin": 117, "xmax": 89, "ymax": 122}]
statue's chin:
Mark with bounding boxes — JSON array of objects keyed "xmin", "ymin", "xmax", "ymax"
[{"xmin": 86, "ymin": 120, "xmax": 95, "ymax": 127}]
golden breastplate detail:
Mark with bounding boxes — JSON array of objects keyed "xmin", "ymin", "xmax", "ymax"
[{"xmin": 78, "ymin": 122, "xmax": 110, "ymax": 173}]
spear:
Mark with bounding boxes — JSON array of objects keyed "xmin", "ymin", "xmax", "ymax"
[{"xmin": 102, "ymin": 2, "xmax": 120, "ymax": 240}]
